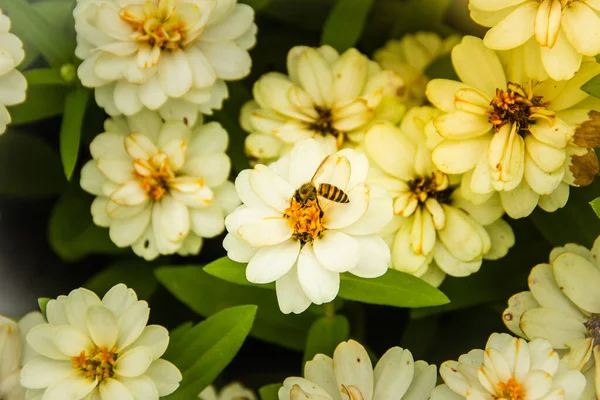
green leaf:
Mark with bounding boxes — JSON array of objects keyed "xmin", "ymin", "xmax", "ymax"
[
  {"xmin": 339, "ymin": 270, "xmax": 449, "ymax": 308},
  {"xmin": 321, "ymin": 0, "xmax": 374, "ymax": 52},
  {"xmin": 84, "ymin": 260, "xmax": 159, "ymax": 301},
  {"xmin": 241, "ymin": 0, "xmax": 272, "ymax": 11},
  {"xmin": 48, "ymin": 184, "xmax": 127, "ymax": 262},
  {"xmin": 60, "ymin": 87, "xmax": 90, "ymax": 180},
  {"xmin": 424, "ymin": 54, "xmax": 459, "ymax": 81},
  {"xmin": 1, "ymin": 0, "xmax": 74, "ymax": 67},
  {"xmin": 204, "ymin": 256, "xmax": 449, "ymax": 308},
  {"xmin": 0, "ymin": 131, "xmax": 66, "ymax": 198},
  {"xmin": 156, "ymin": 265, "xmax": 317, "ymax": 351},
  {"xmin": 591, "ymin": 197, "xmax": 600, "ymax": 218},
  {"xmin": 38, "ymin": 297, "xmax": 51, "ymax": 317},
  {"xmin": 204, "ymin": 257, "xmax": 275, "ymax": 289},
  {"xmin": 24, "ymin": 68, "xmax": 70, "ymax": 86},
  {"xmin": 163, "ymin": 305, "xmax": 257, "ymax": 399},
  {"xmin": 209, "ymin": 82, "xmax": 252, "ymax": 173},
  {"xmin": 259, "ymin": 384, "xmax": 281, "ymax": 400},
  {"xmin": 389, "ymin": 0, "xmax": 454, "ymax": 38},
  {"xmin": 263, "ymin": 0, "xmax": 336, "ymax": 32},
  {"xmin": 581, "ymin": 74, "xmax": 600, "ymax": 99},
  {"xmin": 531, "ymin": 181, "xmax": 600, "ymax": 248},
  {"xmin": 303, "ymin": 315, "xmax": 349, "ymax": 365},
  {"xmin": 10, "ymin": 85, "xmax": 68, "ymax": 124}
]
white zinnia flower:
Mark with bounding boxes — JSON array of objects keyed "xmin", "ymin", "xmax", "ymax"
[
  {"xmin": 21, "ymin": 284, "xmax": 182, "ymax": 400},
  {"xmin": 374, "ymin": 32, "xmax": 460, "ymax": 108},
  {"xmin": 199, "ymin": 382, "xmax": 255, "ymax": 400},
  {"xmin": 0, "ymin": 10, "xmax": 27, "ymax": 134},
  {"xmin": 469, "ymin": 0, "xmax": 600, "ymax": 80},
  {"xmin": 80, "ymin": 109, "xmax": 240, "ymax": 260},
  {"xmin": 0, "ymin": 312, "xmax": 45, "ymax": 400},
  {"xmin": 503, "ymin": 236, "xmax": 600, "ymax": 400},
  {"xmin": 426, "ymin": 35, "xmax": 600, "ymax": 219},
  {"xmin": 224, "ymin": 139, "xmax": 393, "ymax": 314},
  {"xmin": 240, "ymin": 45, "xmax": 406, "ymax": 164},
  {"xmin": 74, "ymin": 0, "xmax": 256, "ymax": 124},
  {"xmin": 363, "ymin": 107, "xmax": 515, "ymax": 286},
  {"xmin": 279, "ymin": 339, "xmax": 437, "ymax": 400},
  {"xmin": 432, "ymin": 333, "xmax": 586, "ymax": 400}
]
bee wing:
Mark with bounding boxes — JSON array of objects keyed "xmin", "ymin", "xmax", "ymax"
[{"xmin": 310, "ymin": 154, "xmax": 336, "ymax": 183}]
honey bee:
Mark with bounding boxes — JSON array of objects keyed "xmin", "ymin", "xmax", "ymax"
[{"xmin": 293, "ymin": 155, "xmax": 350, "ymax": 204}]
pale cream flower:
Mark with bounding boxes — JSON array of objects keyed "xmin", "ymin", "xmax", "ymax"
[
  {"xmin": 199, "ymin": 382, "xmax": 255, "ymax": 400},
  {"xmin": 80, "ymin": 109, "xmax": 240, "ymax": 260},
  {"xmin": 0, "ymin": 312, "xmax": 45, "ymax": 400},
  {"xmin": 432, "ymin": 333, "xmax": 586, "ymax": 400},
  {"xmin": 0, "ymin": 10, "xmax": 27, "ymax": 134},
  {"xmin": 374, "ymin": 32, "xmax": 460, "ymax": 108},
  {"xmin": 279, "ymin": 339, "xmax": 437, "ymax": 400},
  {"xmin": 241, "ymin": 45, "xmax": 406, "ymax": 164},
  {"xmin": 74, "ymin": 0, "xmax": 256, "ymax": 124},
  {"xmin": 21, "ymin": 284, "xmax": 182, "ymax": 400},
  {"xmin": 470, "ymin": 0, "xmax": 600, "ymax": 80},
  {"xmin": 426, "ymin": 36, "xmax": 600, "ymax": 219},
  {"xmin": 363, "ymin": 107, "xmax": 514, "ymax": 286},
  {"xmin": 224, "ymin": 139, "xmax": 393, "ymax": 314},
  {"xmin": 503, "ymin": 236, "xmax": 600, "ymax": 400}
]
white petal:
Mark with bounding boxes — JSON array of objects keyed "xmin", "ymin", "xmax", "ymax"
[
  {"xmin": 483, "ymin": 2, "xmax": 537, "ymax": 50},
  {"xmin": 499, "ymin": 180, "xmax": 539, "ymax": 219},
  {"xmin": 114, "ymin": 346, "xmax": 153, "ymax": 377},
  {"xmin": 246, "ymin": 239, "xmax": 300, "ymax": 283},
  {"xmin": 99, "ymin": 378, "xmax": 134, "ymax": 400},
  {"xmin": 158, "ymin": 50, "xmax": 193, "ymax": 98},
  {"xmin": 552, "ymin": 252, "xmax": 600, "ymax": 313},
  {"xmin": 144, "ymin": 359, "xmax": 181, "ymax": 397},
  {"xmin": 249, "ymin": 165, "xmax": 295, "ymax": 212},
  {"xmin": 275, "ymin": 265, "xmax": 312, "ymax": 315},
  {"xmin": 373, "ymin": 347, "xmax": 414, "ymax": 400},
  {"xmin": 520, "ymin": 308, "xmax": 587, "ymax": 349},
  {"xmin": 349, "ymin": 236, "xmax": 390, "ymax": 278},
  {"xmin": 116, "ymin": 301, "xmax": 149, "ymax": 352},
  {"xmin": 86, "ymin": 305, "xmax": 118, "ymax": 349},
  {"xmin": 20, "ymin": 357, "xmax": 74, "ymax": 389},
  {"xmin": 333, "ymin": 340, "xmax": 374, "ymax": 400},
  {"xmin": 297, "ymin": 246, "xmax": 340, "ymax": 305}
]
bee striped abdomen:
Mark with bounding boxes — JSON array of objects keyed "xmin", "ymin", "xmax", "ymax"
[{"xmin": 318, "ymin": 183, "xmax": 349, "ymax": 203}]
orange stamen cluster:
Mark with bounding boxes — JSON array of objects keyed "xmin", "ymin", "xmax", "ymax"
[
  {"xmin": 133, "ymin": 156, "xmax": 174, "ymax": 202},
  {"xmin": 488, "ymin": 83, "xmax": 550, "ymax": 137},
  {"xmin": 284, "ymin": 198, "xmax": 325, "ymax": 244},
  {"xmin": 496, "ymin": 377, "xmax": 526, "ymax": 400},
  {"xmin": 72, "ymin": 347, "xmax": 118, "ymax": 381},
  {"xmin": 120, "ymin": 1, "xmax": 186, "ymax": 51}
]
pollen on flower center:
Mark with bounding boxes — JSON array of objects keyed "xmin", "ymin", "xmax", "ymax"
[
  {"xmin": 585, "ymin": 314, "xmax": 600, "ymax": 345},
  {"xmin": 488, "ymin": 82, "xmax": 551, "ymax": 137},
  {"xmin": 310, "ymin": 106, "xmax": 344, "ymax": 147},
  {"xmin": 120, "ymin": 0, "xmax": 188, "ymax": 52},
  {"xmin": 283, "ymin": 198, "xmax": 325, "ymax": 244},
  {"xmin": 133, "ymin": 152, "xmax": 175, "ymax": 201},
  {"xmin": 408, "ymin": 171, "xmax": 452, "ymax": 204},
  {"xmin": 495, "ymin": 377, "xmax": 526, "ymax": 400},
  {"xmin": 72, "ymin": 346, "xmax": 117, "ymax": 381}
]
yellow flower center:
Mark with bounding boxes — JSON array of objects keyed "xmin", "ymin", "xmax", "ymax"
[
  {"xmin": 495, "ymin": 377, "xmax": 526, "ymax": 400},
  {"xmin": 408, "ymin": 171, "xmax": 452, "ymax": 204},
  {"xmin": 283, "ymin": 197, "xmax": 325, "ymax": 244},
  {"xmin": 488, "ymin": 82, "xmax": 552, "ymax": 137},
  {"xmin": 72, "ymin": 347, "xmax": 117, "ymax": 381},
  {"xmin": 133, "ymin": 152, "xmax": 175, "ymax": 202}
]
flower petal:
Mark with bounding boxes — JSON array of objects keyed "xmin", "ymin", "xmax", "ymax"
[
  {"xmin": 297, "ymin": 246, "xmax": 340, "ymax": 305},
  {"xmin": 552, "ymin": 252, "xmax": 600, "ymax": 313},
  {"xmin": 246, "ymin": 239, "xmax": 300, "ymax": 283},
  {"xmin": 314, "ymin": 231, "xmax": 359, "ymax": 273}
]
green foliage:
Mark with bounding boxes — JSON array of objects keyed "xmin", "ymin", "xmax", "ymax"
[
  {"xmin": 60, "ymin": 87, "xmax": 90, "ymax": 179},
  {"xmin": 84, "ymin": 260, "xmax": 159, "ymax": 301},
  {"xmin": 155, "ymin": 265, "xmax": 317, "ymax": 351},
  {"xmin": 0, "ymin": 131, "xmax": 66, "ymax": 198},
  {"xmin": 591, "ymin": 197, "xmax": 600, "ymax": 219},
  {"xmin": 10, "ymin": 85, "xmax": 68, "ymax": 124},
  {"xmin": 531, "ymin": 181, "xmax": 600, "ymax": 248},
  {"xmin": 582, "ymin": 73, "xmax": 600, "ymax": 99},
  {"xmin": 259, "ymin": 384, "xmax": 281, "ymax": 400},
  {"xmin": 389, "ymin": 0, "xmax": 454, "ymax": 38},
  {"xmin": 204, "ymin": 256, "xmax": 449, "ymax": 308},
  {"xmin": 37, "ymin": 297, "xmax": 51, "ymax": 317},
  {"xmin": 48, "ymin": 184, "xmax": 126, "ymax": 262},
  {"xmin": 0, "ymin": 0, "xmax": 74, "ymax": 67},
  {"xmin": 24, "ymin": 68, "xmax": 72, "ymax": 86},
  {"xmin": 163, "ymin": 305, "xmax": 257, "ymax": 399},
  {"xmin": 321, "ymin": 0, "xmax": 375, "ymax": 52},
  {"xmin": 303, "ymin": 315, "xmax": 350, "ymax": 365}
]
